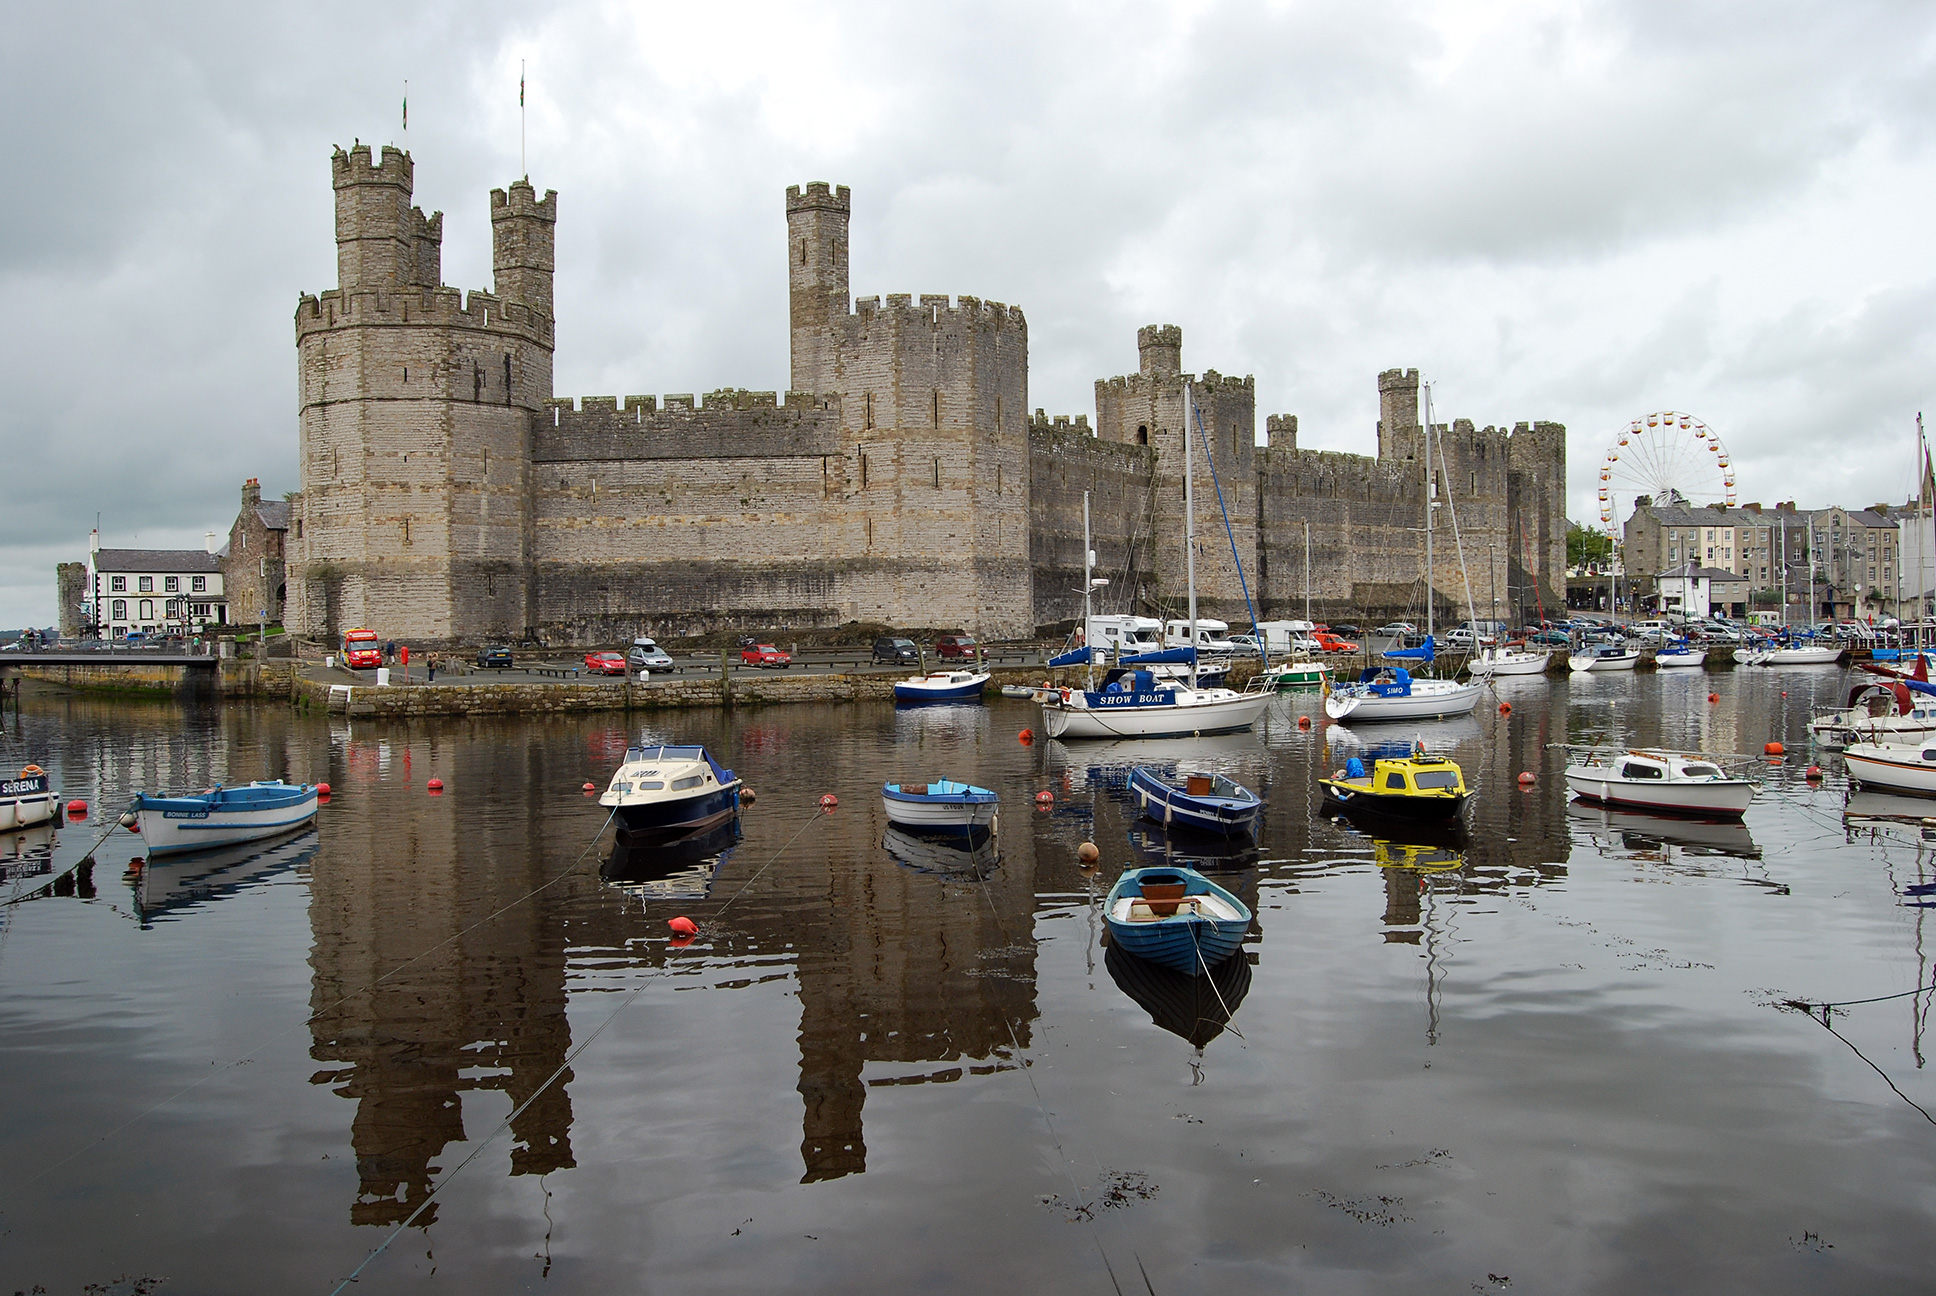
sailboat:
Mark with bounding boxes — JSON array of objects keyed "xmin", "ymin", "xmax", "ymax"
[
  {"xmin": 1324, "ymin": 383, "xmax": 1485, "ymax": 722},
  {"xmin": 1039, "ymin": 384, "xmax": 1271, "ymax": 740}
]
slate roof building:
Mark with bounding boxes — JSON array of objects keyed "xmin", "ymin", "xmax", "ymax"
[{"xmin": 85, "ymin": 534, "xmax": 227, "ymax": 639}]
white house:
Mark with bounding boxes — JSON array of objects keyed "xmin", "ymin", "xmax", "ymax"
[
  {"xmin": 1657, "ymin": 562, "xmax": 1750, "ymax": 619},
  {"xmin": 86, "ymin": 531, "xmax": 228, "ymax": 639}
]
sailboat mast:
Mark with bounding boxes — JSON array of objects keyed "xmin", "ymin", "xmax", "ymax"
[
  {"xmin": 1423, "ymin": 383, "xmax": 1434, "ymax": 644},
  {"xmin": 1185, "ymin": 381, "xmax": 1199, "ymax": 688},
  {"xmin": 1082, "ymin": 490, "xmax": 1095, "ymax": 689},
  {"xmin": 1303, "ymin": 519, "xmax": 1311, "ymax": 624}
]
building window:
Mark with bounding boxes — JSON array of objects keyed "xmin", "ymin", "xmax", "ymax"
[
  {"xmin": 138, "ymin": 576, "xmax": 153, "ymax": 592},
  {"xmin": 165, "ymin": 576, "xmax": 179, "ymax": 592},
  {"xmin": 139, "ymin": 599, "xmax": 153, "ymax": 620},
  {"xmin": 112, "ymin": 599, "xmax": 126, "ymax": 620},
  {"xmin": 192, "ymin": 576, "xmax": 206, "ymax": 592},
  {"xmin": 111, "ymin": 575, "xmax": 126, "ymax": 592}
]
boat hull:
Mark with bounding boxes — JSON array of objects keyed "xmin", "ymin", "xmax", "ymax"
[
  {"xmin": 1562, "ymin": 768, "xmax": 1755, "ymax": 817},
  {"xmin": 134, "ymin": 782, "xmax": 321, "ymax": 856},
  {"xmin": 1262, "ymin": 662, "xmax": 1330, "ymax": 688},
  {"xmin": 614, "ymin": 785, "xmax": 741, "ymax": 848},
  {"xmin": 0, "ymin": 771, "xmax": 58, "ymax": 833},
  {"xmin": 879, "ymin": 786, "xmax": 999, "ymax": 833},
  {"xmin": 892, "ymin": 671, "xmax": 990, "ymax": 703},
  {"xmin": 1734, "ymin": 646, "xmax": 1843, "ymax": 666},
  {"xmin": 1040, "ymin": 691, "xmax": 1270, "ymax": 740},
  {"xmin": 1568, "ymin": 652, "xmax": 1640, "ymax": 672},
  {"xmin": 1653, "ymin": 650, "xmax": 1707, "ymax": 668},
  {"xmin": 1319, "ymin": 781, "xmax": 1472, "ymax": 822},
  {"xmin": 1324, "ymin": 679, "xmax": 1484, "ymax": 722},
  {"xmin": 1128, "ymin": 767, "xmax": 1261, "ymax": 837},
  {"xmin": 1103, "ymin": 866, "xmax": 1252, "ymax": 975},
  {"xmin": 1844, "ymin": 744, "xmax": 1936, "ymax": 798},
  {"xmin": 1468, "ymin": 649, "xmax": 1550, "ymax": 677}
]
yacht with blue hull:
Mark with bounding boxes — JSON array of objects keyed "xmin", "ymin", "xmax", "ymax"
[{"xmin": 599, "ymin": 745, "xmax": 742, "ymax": 848}]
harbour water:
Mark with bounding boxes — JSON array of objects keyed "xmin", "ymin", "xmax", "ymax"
[{"xmin": 3, "ymin": 665, "xmax": 1933, "ymax": 1293}]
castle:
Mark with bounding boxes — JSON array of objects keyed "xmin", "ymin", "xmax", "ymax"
[{"xmin": 288, "ymin": 146, "xmax": 1567, "ymax": 644}]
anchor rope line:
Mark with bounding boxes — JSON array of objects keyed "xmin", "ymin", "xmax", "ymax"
[
  {"xmin": 1783, "ymin": 979, "xmax": 1936, "ymax": 1012},
  {"xmin": 328, "ymin": 798, "xmax": 833, "ymax": 1294},
  {"xmin": 1796, "ymin": 1004, "xmax": 1936, "ymax": 1129},
  {"xmin": 963, "ymin": 851, "xmax": 1137, "ymax": 1295},
  {"xmin": 1189, "ymin": 925, "xmax": 1247, "ymax": 1043},
  {"xmin": 2, "ymin": 806, "xmax": 619, "ymax": 1203}
]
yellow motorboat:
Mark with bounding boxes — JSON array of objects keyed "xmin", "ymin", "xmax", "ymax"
[{"xmin": 1319, "ymin": 753, "xmax": 1474, "ymax": 823}]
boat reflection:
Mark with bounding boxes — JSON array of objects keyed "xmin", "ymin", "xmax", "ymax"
[
  {"xmin": 1323, "ymin": 713, "xmax": 1482, "ymax": 751},
  {"xmin": 1125, "ymin": 822, "xmax": 1260, "ymax": 872},
  {"xmin": 1044, "ymin": 731, "xmax": 1265, "ymax": 794},
  {"xmin": 1566, "ymin": 801, "xmax": 1761, "ymax": 859},
  {"xmin": 1, "ymin": 819, "xmax": 57, "ymax": 882},
  {"xmin": 882, "ymin": 824, "xmax": 1001, "ymax": 877},
  {"xmin": 1844, "ymin": 789, "xmax": 1936, "ymax": 827},
  {"xmin": 600, "ymin": 819, "xmax": 742, "ymax": 897},
  {"xmin": 891, "ymin": 699, "xmax": 992, "ymax": 745},
  {"xmin": 1105, "ymin": 942, "xmax": 1252, "ymax": 1050},
  {"xmin": 136, "ymin": 827, "xmax": 320, "ymax": 921}
]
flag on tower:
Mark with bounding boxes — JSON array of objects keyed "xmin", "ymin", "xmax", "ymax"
[
  {"xmin": 402, "ymin": 83, "xmax": 408, "ymax": 131},
  {"xmin": 520, "ymin": 67, "xmax": 525, "ymax": 107}
]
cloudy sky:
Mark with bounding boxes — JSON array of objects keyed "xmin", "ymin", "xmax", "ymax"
[{"xmin": 4, "ymin": 0, "xmax": 1934, "ymax": 627}]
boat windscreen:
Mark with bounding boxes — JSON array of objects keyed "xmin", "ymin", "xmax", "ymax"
[
  {"xmin": 1413, "ymin": 770, "xmax": 1460, "ymax": 789},
  {"xmin": 1682, "ymin": 763, "xmax": 1723, "ymax": 779}
]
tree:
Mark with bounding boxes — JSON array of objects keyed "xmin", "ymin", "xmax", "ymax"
[{"xmin": 1568, "ymin": 522, "xmax": 1613, "ymax": 570}]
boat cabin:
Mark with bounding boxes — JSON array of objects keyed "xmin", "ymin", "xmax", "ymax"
[
  {"xmin": 1351, "ymin": 667, "xmax": 1417, "ymax": 697},
  {"xmin": 1331, "ymin": 754, "xmax": 1467, "ymax": 795},
  {"xmin": 1586, "ymin": 752, "xmax": 1728, "ymax": 782}
]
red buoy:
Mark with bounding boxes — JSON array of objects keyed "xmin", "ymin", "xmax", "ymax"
[
  {"xmin": 1806, "ymin": 765, "xmax": 1824, "ymax": 780},
  {"xmin": 1297, "ymin": 715, "xmax": 1312, "ymax": 729},
  {"xmin": 1018, "ymin": 728, "xmax": 1034, "ymax": 744},
  {"xmin": 1781, "ymin": 691, "xmax": 1788, "ymax": 698},
  {"xmin": 66, "ymin": 800, "xmax": 87, "ymax": 817},
  {"xmin": 427, "ymin": 778, "xmax": 444, "ymax": 793},
  {"xmin": 582, "ymin": 781, "xmax": 596, "ymax": 791},
  {"xmin": 1035, "ymin": 790, "xmax": 1054, "ymax": 805},
  {"xmin": 820, "ymin": 793, "xmax": 838, "ymax": 809},
  {"xmin": 667, "ymin": 916, "xmax": 698, "ymax": 937},
  {"xmin": 1517, "ymin": 771, "xmax": 1536, "ymax": 785},
  {"xmin": 1764, "ymin": 741, "xmax": 1785, "ymax": 756},
  {"xmin": 315, "ymin": 783, "xmax": 331, "ymax": 796},
  {"xmin": 1708, "ymin": 693, "xmax": 1719, "ymax": 703},
  {"xmin": 1499, "ymin": 702, "xmax": 1512, "ymax": 714}
]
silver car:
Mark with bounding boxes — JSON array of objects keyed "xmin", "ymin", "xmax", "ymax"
[{"xmin": 626, "ymin": 639, "xmax": 676, "ymax": 671}]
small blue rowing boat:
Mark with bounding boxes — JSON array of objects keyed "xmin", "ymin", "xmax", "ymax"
[
  {"xmin": 881, "ymin": 779, "xmax": 999, "ymax": 834},
  {"xmin": 133, "ymin": 781, "xmax": 320, "ymax": 857},
  {"xmin": 1128, "ymin": 767, "xmax": 1261, "ymax": 837},
  {"xmin": 1103, "ymin": 865, "xmax": 1251, "ymax": 974},
  {"xmin": 892, "ymin": 669, "xmax": 990, "ymax": 704}
]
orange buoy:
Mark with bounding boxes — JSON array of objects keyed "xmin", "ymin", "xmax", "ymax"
[
  {"xmin": 66, "ymin": 800, "xmax": 86, "ymax": 817},
  {"xmin": 667, "ymin": 916, "xmax": 698, "ymax": 937},
  {"xmin": 1077, "ymin": 841, "xmax": 1100, "ymax": 864},
  {"xmin": 1805, "ymin": 765, "xmax": 1824, "ymax": 780},
  {"xmin": 1297, "ymin": 715, "xmax": 1312, "ymax": 729},
  {"xmin": 582, "ymin": 781, "xmax": 596, "ymax": 791},
  {"xmin": 124, "ymin": 857, "xmax": 144, "ymax": 877},
  {"xmin": 820, "ymin": 793, "xmax": 838, "ymax": 809},
  {"xmin": 1018, "ymin": 728, "xmax": 1034, "ymax": 744},
  {"xmin": 1764, "ymin": 741, "xmax": 1785, "ymax": 756},
  {"xmin": 1035, "ymin": 790, "xmax": 1054, "ymax": 805},
  {"xmin": 741, "ymin": 787, "xmax": 756, "ymax": 805},
  {"xmin": 1708, "ymin": 693, "xmax": 1719, "ymax": 703},
  {"xmin": 1517, "ymin": 771, "xmax": 1536, "ymax": 785},
  {"xmin": 1499, "ymin": 702, "xmax": 1512, "ymax": 714},
  {"xmin": 427, "ymin": 778, "xmax": 444, "ymax": 793}
]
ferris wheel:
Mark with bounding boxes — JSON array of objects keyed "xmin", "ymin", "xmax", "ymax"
[{"xmin": 1596, "ymin": 411, "xmax": 1736, "ymax": 530}]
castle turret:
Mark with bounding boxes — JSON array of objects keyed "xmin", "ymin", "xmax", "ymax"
[
  {"xmin": 332, "ymin": 144, "xmax": 441, "ymax": 291},
  {"xmin": 1377, "ymin": 367, "xmax": 1420, "ymax": 459},
  {"xmin": 786, "ymin": 182, "xmax": 850, "ymax": 394},
  {"xmin": 492, "ymin": 179, "xmax": 558, "ymax": 316},
  {"xmin": 1138, "ymin": 324, "xmax": 1182, "ymax": 379}
]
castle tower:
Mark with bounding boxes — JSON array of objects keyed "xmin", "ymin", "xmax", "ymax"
[
  {"xmin": 288, "ymin": 145, "xmax": 556, "ymax": 644},
  {"xmin": 786, "ymin": 183, "xmax": 851, "ymax": 396},
  {"xmin": 1377, "ymin": 367, "xmax": 1420, "ymax": 461},
  {"xmin": 1093, "ymin": 326, "xmax": 1258, "ymax": 623}
]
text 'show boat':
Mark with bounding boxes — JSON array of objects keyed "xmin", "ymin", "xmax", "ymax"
[
  {"xmin": 1127, "ymin": 767, "xmax": 1261, "ymax": 837},
  {"xmin": 1039, "ymin": 666, "xmax": 1272, "ymax": 740},
  {"xmin": 892, "ymin": 669, "xmax": 990, "ymax": 704},
  {"xmin": 1, "ymin": 765, "xmax": 58, "ymax": 833},
  {"xmin": 1103, "ymin": 866, "xmax": 1252, "ymax": 975},
  {"xmin": 598, "ymin": 744, "xmax": 741, "ymax": 849},
  {"xmin": 1105, "ymin": 941, "xmax": 1252, "ymax": 1049},
  {"xmin": 1466, "ymin": 644, "xmax": 1551, "ymax": 677},
  {"xmin": 1809, "ymin": 676, "xmax": 1936, "ymax": 749},
  {"xmin": 1843, "ymin": 741, "xmax": 1936, "ymax": 799},
  {"xmin": 1566, "ymin": 800, "xmax": 1760, "ymax": 859},
  {"xmin": 881, "ymin": 779, "xmax": 999, "ymax": 835},
  {"xmin": 1560, "ymin": 749, "xmax": 1756, "ymax": 818},
  {"xmin": 1653, "ymin": 639, "xmax": 1707, "ymax": 668},
  {"xmin": 133, "ymin": 781, "xmax": 320, "ymax": 857},
  {"xmin": 1323, "ymin": 662, "xmax": 1484, "ymax": 722},
  {"xmin": 1318, "ymin": 753, "xmax": 1474, "ymax": 823},
  {"xmin": 1568, "ymin": 641, "xmax": 1641, "ymax": 673}
]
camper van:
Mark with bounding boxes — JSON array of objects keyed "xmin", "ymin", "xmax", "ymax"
[
  {"xmin": 1084, "ymin": 615, "xmax": 1164, "ymax": 660},
  {"xmin": 1164, "ymin": 619, "xmax": 1238, "ymax": 652},
  {"xmin": 1254, "ymin": 620, "xmax": 1319, "ymax": 654}
]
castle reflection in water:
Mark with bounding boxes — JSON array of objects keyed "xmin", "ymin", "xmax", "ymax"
[{"xmin": 297, "ymin": 700, "xmax": 1574, "ymax": 1225}]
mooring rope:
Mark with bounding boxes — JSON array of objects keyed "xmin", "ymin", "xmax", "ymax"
[{"xmin": 324, "ymin": 799, "xmax": 833, "ymax": 1294}]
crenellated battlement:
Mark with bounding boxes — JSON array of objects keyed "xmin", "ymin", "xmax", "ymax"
[
  {"xmin": 785, "ymin": 181, "xmax": 851, "ymax": 214},
  {"xmin": 491, "ymin": 179, "xmax": 558, "ymax": 222},
  {"xmin": 849, "ymin": 293, "xmax": 1025, "ymax": 330},
  {"xmin": 1029, "ymin": 411, "xmax": 1093, "ymax": 435},
  {"xmin": 294, "ymin": 285, "xmax": 554, "ymax": 345},
  {"xmin": 333, "ymin": 143, "xmax": 412, "ymax": 189},
  {"xmin": 535, "ymin": 388, "xmax": 840, "ymax": 462}
]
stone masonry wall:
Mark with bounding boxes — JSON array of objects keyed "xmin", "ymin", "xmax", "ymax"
[{"xmin": 1028, "ymin": 416, "xmax": 1156, "ymax": 631}]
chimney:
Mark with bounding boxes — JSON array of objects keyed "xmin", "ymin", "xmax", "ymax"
[
  {"xmin": 205, "ymin": 532, "xmax": 219, "ymax": 554},
  {"xmin": 242, "ymin": 477, "xmax": 261, "ymax": 509},
  {"xmin": 89, "ymin": 528, "xmax": 100, "ymax": 556}
]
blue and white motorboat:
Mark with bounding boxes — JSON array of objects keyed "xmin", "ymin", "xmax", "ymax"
[
  {"xmin": 880, "ymin": 779, "xmax": 999, "ymax": 835},
  {"xmin": 1568, "ymin": 640, "xmax": 1641, "ymax": 673},
  {"xmin": 1324, "ymin": 658, "xmax": 1484, "ymax": 722},
  {"xmin": 1040, "ymin": 663, "xmax": 1271, "ymax": 740},
  {"xmin": 133, "ymin": 780, "xmax": 320, "ymax": 857},
  {"xmin": 892, "ymin": 669, "xmax": 990, "ymax": 704},
  {"xmin": 1653, "ymin": 638, "xmax": 1706, "ymax": 668},
  {"xmin": 600, "ymin": 744, "xmax": 742, "ymax": 848},
  {"xmin": 1733, "ymin": 634, "xmax": 1843, "ymax": 666},
  {"xmin": 1127, "ymin": 766, "xmax": 1261, "ymax": 837},
  {"xmin": 1, "ymin": 764, "xmax": 58, "ymax": 833},
  {"xmin": 1103, "ymin": 865, "xmax": 1252, "ymax": 974}
]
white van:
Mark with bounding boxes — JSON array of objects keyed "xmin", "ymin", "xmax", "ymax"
[
  {"xmin": 1085, "ymin": 615, "xmax": 1164, "ymax": 659},
  {"xmin": 1164, "ymin": 618, "xmax": 1235, "ymax": 651},
  {"xmin": 1254, "ymin": 620, "xmax": 1317, "ymax": 653}
]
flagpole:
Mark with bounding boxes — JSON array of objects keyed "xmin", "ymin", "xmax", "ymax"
[{"xmin": 520, "ymin": 60, "xmax": 526, "ymax": 179}]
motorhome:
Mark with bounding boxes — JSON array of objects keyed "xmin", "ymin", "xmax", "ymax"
[
  {"xmin": 1164, "ymin": 619, "xmax": 1238, "ymax": 652},
  {"xmin": 1084, "ymin": 615, "xmax": 1165, "ymax": 660},
  {"xmin": 1254, "ymin": 620, "xmax": 1317, "ymax": 654}
]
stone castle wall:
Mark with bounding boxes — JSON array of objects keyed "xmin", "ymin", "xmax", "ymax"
[{"xmin": 1027, "ymin": 415, "xmax": 1156, "ymax": 630}]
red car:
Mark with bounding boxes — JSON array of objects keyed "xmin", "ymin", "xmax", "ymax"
[
  {"xmin": 740, "ymin": 643, "xmax": 791, "ymax": 668},
  {"xmin": 585, "ymin": 651, "xmax": 628, "ymax": 675},
  {"xmin": 934, "ymin": 634, "xmax": 979, "ymax": 660},
  {"xmin": 1312, "ymin": 632, "xmax": 1359, "ymax": 653}
]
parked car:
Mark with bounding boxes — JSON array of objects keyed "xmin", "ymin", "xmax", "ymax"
[
  {"xmin": 476, "ymin": 644, "xmax": 513, "ymax": 669},
  {"xmin": 741, "ymin": 643, "xmax": 791, "ymax": 668},
  {"xmin": 1441, "ymin": 628, "xmax": 1486, "ymax": 650},
  {"xmin": 872, "ymin": 636, "xmax": 920, "ymax": 664},
  {"xmin": 1527, "ymin": 629, "xmax": 1571, "ymax": 647},
  {"xmin": 584, "ymin": 651, "xmax": 628, "ymax": 675},
  {"xmin": 1374, "ymin": 622, "xmax": 1417, "ymax": 638},
  {"xmin": 934, "ymin": 634, "xmax": 979, "ymax": 660},
  {"xmin": 1224, "ymin": 634, "xmax": 1265, "ymax": 658},
  {"xmin": 627, "ymin": 638, "xmax": 676, "ymax": 671},
  {"xmin": 1327, "ymin": 623, "xmax": 1363, "ymax": 639},
  {"xmin": 1312, "ymin": 631, "xmax": 1359, "ymax": 653}
]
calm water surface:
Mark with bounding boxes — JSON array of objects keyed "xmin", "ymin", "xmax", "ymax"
[{"xmin": 3, "ymin": 667, "xmax": 1934, "ymax": 1293}]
